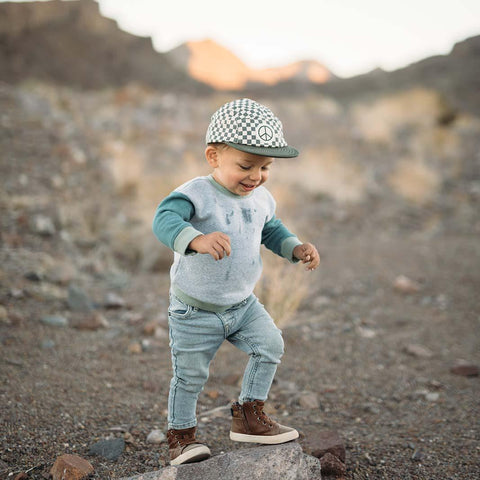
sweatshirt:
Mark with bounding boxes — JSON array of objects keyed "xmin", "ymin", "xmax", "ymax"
[{"xmin": 152, "ymin": 175, "xmax": 301, "ymax": 312}]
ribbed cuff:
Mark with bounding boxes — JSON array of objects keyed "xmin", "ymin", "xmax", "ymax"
[
  {"xmin": 281, "ymin": 236, "xmax": 302, "ymax": 263},
  {"xmin": 173, "ymin": 226, "xmax": 203, "ymax": 255}
]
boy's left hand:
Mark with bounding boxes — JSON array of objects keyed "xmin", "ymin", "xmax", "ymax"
[{"xmin": 293, "ymin": 243, "xmax": 320, "ymax": 271}]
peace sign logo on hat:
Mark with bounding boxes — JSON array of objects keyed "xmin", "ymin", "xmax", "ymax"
[{"xmin": 257, "ymin": 124, "xmax": 274, "ymax": 142}]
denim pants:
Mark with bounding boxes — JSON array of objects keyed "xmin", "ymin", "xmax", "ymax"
[{"xmin": 167, "ymin": 292, "xmax": 284, "ymax": 429}]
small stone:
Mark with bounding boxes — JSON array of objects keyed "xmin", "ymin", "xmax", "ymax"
[
  {"xmin": 207, "ymin": 390, "xmax": 220, "ymax": 399},
  {"xmin": 31, "ymin": 214, "xmax": 56, "ymax": 236},
  {"xmin": 146, "ymin": 429, "xmax": 166, "ymax": 444},
  {"xmin": 104, "ymin": 292, "xmax": 126, "ymax": 309},
  {"xmin": 67, "ymin": 285, "xmax": 94, "ymax": 312},
  {"xmin": 50, "ymin": 453, "xmax": 94, "ymax": 480},
  {"xmin": 46, "ymin": 262, "xmax": 77, "ymax": 285},
  {"xmin": 404, "ymin": 344, "xmax": 434, "ymax": 358},
  {"xmin": 88, "ymin": 437, "xmax": 125, "ymax": 461},
  {"xmin": 40, "ymin": 315, "xmax": 68, "ymax": 327},
  {"xmin": 411, "ymin": 448, "xmax": 425, "ymax": 461},
  {"xmin": 41, "ymin": 338, "xmax": 56, "ymax": 349},
  {"xmin": 299, "ymin": 392, "xmax": 320, "ymax": 410},
  {"xmin": 425, "ymin": 392, "xmax": 439, "ymax": 402},
  {"xmin": 0, "ymin": 305, "xmax": 8, "ymax": 322},
  {"xmin": 357, "ymin": 326, "xmax": 377, "ymax": 338},
  {"xmin": 302, "ymin": 429, "xmax": 346, "ymax": 462},
  {"xmin": 450, "ymin": 363, "xmax": 479, "ymax": 377},
  {"xmin": 393, "ymin": 275, "xmax": 421, "ymax": 294},
  {"xmin": 71, "ymin": 312, "xmax": 109, "ymax": 331},
  {"xmin": 154, "ymin": 326, "xmax": 168, "ymax": 339},
  {"xmin": 319, "ymin": 452, "xmax": 346, "ymax": 476},
  {"xmin": 128, "ymin": 342, "xmax": 142, "ymax": 354}
]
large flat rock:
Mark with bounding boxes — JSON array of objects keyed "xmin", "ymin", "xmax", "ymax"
[{"xmin": 120, "ymin": 443, "xmax": 321, "ymax": 480}]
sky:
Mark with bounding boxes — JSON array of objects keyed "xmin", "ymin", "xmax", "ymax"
[{"xmin": 5, "ymin": 0, "xmax": 480, "ymax": 77}]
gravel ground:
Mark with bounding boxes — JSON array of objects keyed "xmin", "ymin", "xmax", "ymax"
[
  {"xmin": 1, "ymin": 232, "xmax": 479, "ymax": 479},
  {"xmin": 1, "ymin": 82, "xmax": 479, "ymax": 479}
]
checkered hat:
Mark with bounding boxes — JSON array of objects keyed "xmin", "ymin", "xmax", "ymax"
[{"xmin": 206, "ymin": 98, "xmax": 299, "ymax": 158}]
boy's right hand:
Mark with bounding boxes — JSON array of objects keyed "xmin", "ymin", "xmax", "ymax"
[{"xmin": 189, "ymin": 232, "xmax": 231, "ymax": 260}]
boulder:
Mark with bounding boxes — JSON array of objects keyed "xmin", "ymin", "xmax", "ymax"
[{"xmin": 119, "ymin": 443, "xmax": 321, "ymax": 479}]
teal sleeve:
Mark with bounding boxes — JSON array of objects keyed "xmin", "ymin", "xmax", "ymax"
[
  {"xmin": 152, "ymin": 192, "xmax": 203, "ymax": 255},
  {"xmin": 261, "ymin": 215, "xmax": 302, "ymax": 263}
]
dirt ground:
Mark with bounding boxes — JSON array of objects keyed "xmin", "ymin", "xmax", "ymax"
[
  {"xmin": 1, "ymin": 229, "xmax": 479, "ymax": 480},
  {"xmin": 0, "ymin": 83, "xmax": 479, "ymax": 479}
]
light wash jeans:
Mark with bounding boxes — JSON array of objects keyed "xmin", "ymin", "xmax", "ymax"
[{"xmin": 167, "ymin": 292, "xmax": 284, "ymax": 429}]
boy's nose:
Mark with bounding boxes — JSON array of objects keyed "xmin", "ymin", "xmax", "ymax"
[{"xmin": 249, "ymin": 169, "xmax": 261, "ymax": 181}]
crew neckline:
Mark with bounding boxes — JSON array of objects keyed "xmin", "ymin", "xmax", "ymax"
[{"xmin": 207, "ymin": 174, "xmax": 254, "ymax": 198}]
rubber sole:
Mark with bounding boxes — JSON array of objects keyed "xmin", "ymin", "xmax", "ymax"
[
  {"xmin": 229, "ymin": 428, "xmax": 299, "ymax": 444},
  {"xmin": 170, "ymin": 445, "xmax": 211, "ymax": 465}
]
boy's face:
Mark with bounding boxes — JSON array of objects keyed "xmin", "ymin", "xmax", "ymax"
[{"xmin": 205, "ymin": 145, "xmax": 273, "ymax": 196}]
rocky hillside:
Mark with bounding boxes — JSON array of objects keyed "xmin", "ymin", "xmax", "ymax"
[
  {"xmin": 0, "ymin": 0, "xmax": 210, "ymax": 92},
  {"xmin": 166, "ymin": 39, "xmax": 332, "ymax": 91},
  {"xmin": 310, "ymin": 35, "xmax": 480, "ymax": 116}
]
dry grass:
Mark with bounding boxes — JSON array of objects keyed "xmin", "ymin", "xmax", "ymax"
[{"xmin": 255, "ymin": 251, "xmax": 309, "ymax": 328}]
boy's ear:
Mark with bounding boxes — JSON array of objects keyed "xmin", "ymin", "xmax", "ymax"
[{"xmin": 205, "ymin": 146, "xmax": 219, "ymax": 168}]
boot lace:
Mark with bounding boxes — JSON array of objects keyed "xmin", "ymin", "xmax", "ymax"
[{"xmin": 252, "ymin": 401, "xmax": 274, "ymax": 428}]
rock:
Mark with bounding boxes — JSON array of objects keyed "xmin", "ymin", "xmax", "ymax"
[
  {"xmin": 41, "ymin": 338, "xmax": 56, "ymax": 349},
  {"xmin": 46, "ymin": 262, "xmax": 77, "ymax": 285},
  {"xmin": 67, "ymin": 285, "xmax": 94, "ymax": 312},
  {"xmin": 40, "ymin": 315, "xmax": 69, "ymax": 327},
  {"xmin": 450, "ymin": 363, "xmax": 479, "ymax": 377},
  {"xmin": 301, "ymin": 429, "xmax": 346, "ymax": 463},
  {"xmin": 31, "ymin": 214, "xmax": 56, "ymax": 236},
  {"xmin": 128, "ymin": 342, "xmax": 142, "ymax": 354},
  {"xmin": 404, "ymin": 344, "xmax": 434, "ymax": 358},
  {"xmin": 105, "ymin": 292, "xmax": 126, "ymax": 309},
  {"xmin": 89, "ymin": 437, "xmax": 125, "ymax": 461},
  {"xmin": 50, "ymin": 454, "xmax": 94, "ymax": 480},
  {"xmin": 71, "ymin": 312, "xmax": 109, "ymax": 330},
  {"xmin": 119, "ymin": 443, "xmax": 321, "ymax": 480},
  {"xmin": 299, "ymin": 392, "xmax": 320, "ymax": 410},
  {"xmin": 393, "ymin": 275, "xmax": 421, "ymax": 294},
  {"xmin": 319, "ymin": 452, "xmax": 346, "ymax": 476},
  {"xmin": 146, "ymin": 429, "xmax": 166, "ymax": 444}
]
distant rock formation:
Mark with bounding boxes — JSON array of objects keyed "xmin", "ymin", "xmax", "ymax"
[
  {"xmin": 166, "ymin": 38, "xmax": 332, "ymax": 91},
  {"xmin": 0, "ymin": 0, "xmax": 209, "ymax": 92},
  {"xmin": 313, "ymin": 35, "xmax": 480, "ymax": 116}
]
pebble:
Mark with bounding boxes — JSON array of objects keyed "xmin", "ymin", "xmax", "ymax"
[
  {"xmin": 71, "ymin": 312, "xmax": 109, "ymax": 330},
  {"xmin": 146, "ymin": 429, "xmax": 166, "ymax": 444},
  {"xmin": 393, "ymin": 275, "xmax": 421, "ymax": 294},
  {"xmin": 40, "ymin": 315, "xmax": 69, "ymax": 327},
  {"xmin": 104, "ymin": 292, "xmax": 126, "ymax": 309},
  {"xmin": 450, "ymin": 363, "xmax": 479, "ymax": 377},
  {"xmin": 41, "ymin": 338, "xmax": 56, "ymax": 349},
  {"xmin": 88, "ymin": 438, "xmax": 125, "ymax": 461},
  {"xmin": 31, "ymin": 214, "xmax": 56, "ymax": 236},
  {"xmin": 67, "ymin": 285, "xmax": 94, "ymax": 312},
  {"xmin": 299, "ymin": 392, "xmax": 320, "ymax": 410},
  {"xmin": 404, "ymin": 343, "xmax": 434, "ymax": 358}
]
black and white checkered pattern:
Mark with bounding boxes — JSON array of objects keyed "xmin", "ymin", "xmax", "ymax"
[{"xmin": 206, "ymin": 98, "xmax": 287, "ymax": 147}]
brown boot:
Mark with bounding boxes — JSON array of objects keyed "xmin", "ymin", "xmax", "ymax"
[
  {"xmin": 230, "ymin": 400, "xmax": 299, "ymax": 444},
  {"xmin": 167, "ymin": 427, "xmax": 211, "ymax": 465}
]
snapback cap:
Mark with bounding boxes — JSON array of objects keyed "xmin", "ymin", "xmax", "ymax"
[{"xmin": 206, "ymin": 98, "xmax": 299, "ymax": 158}]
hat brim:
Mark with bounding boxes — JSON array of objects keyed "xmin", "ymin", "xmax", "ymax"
[{"xmin": 224, "ymin": 142, "xmax": 299, "ymax": 158}]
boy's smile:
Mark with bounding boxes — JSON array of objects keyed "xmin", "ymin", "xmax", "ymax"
[{"xmin": 205, "ymin": 145, "xmax": 273, "ymax": 196}]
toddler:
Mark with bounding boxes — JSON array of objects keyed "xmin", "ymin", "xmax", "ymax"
[{"xmin": 152, "ymin": 98, "xmax": 320, "ymax": 465}]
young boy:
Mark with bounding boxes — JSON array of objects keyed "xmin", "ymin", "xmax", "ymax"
[{"xmin": 152, "ymin": 98, "xmax": 320, "ymax": 465}]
